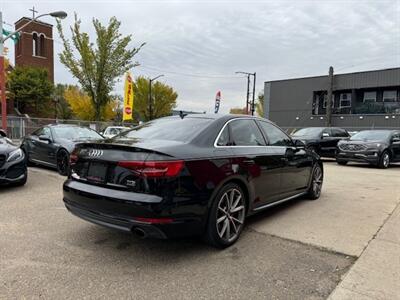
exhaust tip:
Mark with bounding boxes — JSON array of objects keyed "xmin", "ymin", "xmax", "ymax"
[{"xmin": 132, "ymin": 227, "xmax": 147, "ymax": 239}]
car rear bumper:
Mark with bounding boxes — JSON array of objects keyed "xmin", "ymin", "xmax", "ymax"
[
  {"xmin": 336, "ymin": 151, "xmax": 380, "ymax": 164},
  {"xmin": 63, "ymin": 179, "xmax": 206, "ymax": 238}
]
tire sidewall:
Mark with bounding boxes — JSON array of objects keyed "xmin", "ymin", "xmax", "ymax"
[
  {"xmin": 379, "ymin": 151, "xmax": 390, "ymax": 169},
  {"xmin": 57, "ymin": 150, "xmax": 70, "ymax": 176}
]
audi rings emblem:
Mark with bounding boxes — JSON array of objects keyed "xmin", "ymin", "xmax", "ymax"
[{"xmin": 88, "ymin": 149, "xmax": 104, "ymax": 157}]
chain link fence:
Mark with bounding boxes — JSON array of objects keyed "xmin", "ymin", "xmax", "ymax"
[{"xmin": 0, "ymin": 116, "xmax": 124, "ymax": 140}]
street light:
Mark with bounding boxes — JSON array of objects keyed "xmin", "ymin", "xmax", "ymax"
[
  {"xmin": 148, "ymin": 74, "xmax": 164, "ymax": 120},
  {"xmin": 0, "ymin": 10, "xmax": 67, "ymax": 132}
]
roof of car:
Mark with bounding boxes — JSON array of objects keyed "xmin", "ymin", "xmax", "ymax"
[{"xmin": 168, "ymin": 113, "xmax": 270, "ymax": 122}]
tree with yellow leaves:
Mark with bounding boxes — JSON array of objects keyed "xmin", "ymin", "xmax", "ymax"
[{"xmin": 64, "ymin": 86, "xmax": 117, "ymax": 121}]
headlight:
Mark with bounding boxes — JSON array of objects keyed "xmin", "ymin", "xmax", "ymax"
[{"xmin": 7, "ymin": 148, "xmax": 24, "ymax": 163}]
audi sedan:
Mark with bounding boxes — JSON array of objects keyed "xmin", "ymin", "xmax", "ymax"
[
  {"xmin": 63, "ymin": 114, "xmax": 323, "ymax": 248},
  {"xmin": 21, "ymin": 125, "xmax": 104, "ymax": 175},
  {"xmin": 0, "ymin": 130, "xmax": 27, "ymax": 186},
  {"xmin": 336, "ymin": 130, "xmax": 400, "ymax": 168}
]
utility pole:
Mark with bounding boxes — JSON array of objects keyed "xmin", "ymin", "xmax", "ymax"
[
  {"xmin": 236, "ymin": 71, "xmax": 256, "ymax": 115},
  {"xmin": 148, "ymin": 74, "xmax": 164, "ymax": 120},
  {"xmin": 326, "ymin": 66, "xmax": 334, "ymax": 127}
]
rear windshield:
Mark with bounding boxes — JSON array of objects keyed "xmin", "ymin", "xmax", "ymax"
[
  {"xmin": 350, "ymin": 130, "xmax": 391, "ymax": 141},
  {"xmin": 120, "ymin": 117, "xmax": 212, "ymax": 142}
]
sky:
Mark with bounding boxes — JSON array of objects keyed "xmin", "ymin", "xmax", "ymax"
[{"xmin": 2, "ymin": 0, "xmax": 400, "ymax": 113}]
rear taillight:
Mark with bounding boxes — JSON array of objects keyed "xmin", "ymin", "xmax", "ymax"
[{"xmin": 118, "ymin": 160, "xmax": 184, "ymax": 178}]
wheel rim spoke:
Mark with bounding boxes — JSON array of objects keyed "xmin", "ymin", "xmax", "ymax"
[
  {"xmin": 217, "ymin": 215, "xmax": 227, "ymax": 224},
  {"xmin": 231, "ymin": 205, "xmax": 244, "ymax": 213}
]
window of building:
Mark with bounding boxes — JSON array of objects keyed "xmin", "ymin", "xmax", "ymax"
[
  {"xmin": 229, "ymin": 119, "xmax": 266, "ymax": 146},
  {"xmin": 322, "ymin": 94, "xmax": 335, "ymax": 109},
  {"xmin": 339, "ymin": 93, "xmax": 351, "ymax": 108},
  {"xmin": 363, "ymin": 91, "xmax": 377, "ymax": 103},
  {"xmin": 257, "ymin": 121, "xmax": 293, "ymax": 146},
  {"xmin": 32, "ymin": 32, "xmax": 39, "ymax": 56},
  {"xmin": 39, "ymin": 34, "xmax": 46, "ymax": 57},
  {"xmin": 383, "ymin": 90, "xmax": 397, "ymax": 102}
]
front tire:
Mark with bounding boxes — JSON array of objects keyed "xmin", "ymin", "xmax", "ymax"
[
  {"xmin": 378, "ymin": 151, "xmax": 390, "ymax": 169},
  {"xmin": 307, "ymin": 164, "xmax": 323, "ymax": 200},
  {"xmin": 204, "ymin": 183, "xmax": 246, "ymax": 249},
  {"xmin": 57, "ymin": 149, "xmax": 70, "ymax": 176}
]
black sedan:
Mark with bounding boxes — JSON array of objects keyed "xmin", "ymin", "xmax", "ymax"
[
  {"xmin": 21, "ymin": 124, "xmax": 104, "ymax": 175},
  {"xmin": 0, "ymin": 130, "xmax": 27, "ymax": 186},
  {"xmin": 63, "ymin": 114, "xmax": 323, "ymax": 248},
  {"xmin": 336, "ymin": 130, "xmax": 400, "ymax": 168},
  {"xmin": 291, "ymin": 127, "xmax": 350, "ymax": 157}
]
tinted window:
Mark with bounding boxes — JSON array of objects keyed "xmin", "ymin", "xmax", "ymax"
[
  {"xmin": 217, "ymin": 126, "xmax": 230, "ymax": 146},
  {"xmin": 292, "ymin": 127, "xmax": 323, "ymax": 138},
  {"xmin": 322, "ymin": 128, "xmax": 331, "ymax": 137},
  {"xmin": 229, "ymin": 119, "xmax": 266, "ymax": 146},
  {"xmin": 122, "ymin": 117, "xmax": 212, "ymax": 142},
  {"xmin": 258, "ymin": 121, "xmax": 292, "ymax": 146},
  {"xmin": 52, "ymin": 127, "xmax": 103, "ymax": 141},
  {"xmin": 331, "ymin": 128, "xmax": 348, "ymax": 138}
]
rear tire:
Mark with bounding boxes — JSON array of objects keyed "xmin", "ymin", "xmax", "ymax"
[
  {"xmin": 204, "ymin": 183, "xmax": 246, "ymax": 249},
  {"xmin": 57, "ymin": 149, "xmax": 70, "ymax": 176},
  {"xmin": 378, "ymin": 151, "xmax": 390, "ymax": 169},
  {"xmin": 307, "ymin": 164, "xmax": 323, "ymax": 200}
]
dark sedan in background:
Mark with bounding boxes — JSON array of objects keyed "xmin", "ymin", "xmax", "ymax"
[
  {"xmin": 0, "ymin": 130, "xmax": 27, "ymax": 186},
  {"xmin": 21, "ymin": 124, "xmax": 104, "ymax": 175},
  {"xmin": 337, "ymin": 130, "xmax": 400, "ymax": 168},
  {"xmin": 63, "ymin": 114, "xmax": 323, "ymax": 248},
  {"xmin": 291, "ymin": 127, "xmax": 350, "ymax": 158}
]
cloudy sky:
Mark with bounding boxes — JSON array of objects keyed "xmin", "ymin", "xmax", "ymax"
[{"xmin": 2, "ymin": 0, "xmax": 400, "ymax": 113}]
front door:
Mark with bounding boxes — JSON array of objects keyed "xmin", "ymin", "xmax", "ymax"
[
  {"xmin": 391, "ymin": 132, "xmax": 400, "ymax": 161},
  {"xmin": 35, "ymin": 127, "xmax": 57, "ymax": 166}
]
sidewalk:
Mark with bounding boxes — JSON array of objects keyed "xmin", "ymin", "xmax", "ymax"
[{"xmin": 329, "ymin": 202, "xmax": 400, "ymax": 299}]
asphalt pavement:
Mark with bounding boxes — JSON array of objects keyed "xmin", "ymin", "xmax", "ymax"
[{"xmin": 1, "ymin": 162, "xmax": 399, "ymax": 299}]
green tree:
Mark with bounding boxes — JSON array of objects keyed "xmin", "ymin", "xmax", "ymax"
[
  {"xmin": 229, "ymin": 107, "xmax": 247, "ymax": 114},
  {"xmin": 256, "ymin": 93, "xmax": 264, "ymax": 117},
  {"xmin": 57, "ymin": 13, "xmax": 144, "ymax": 121},
  {"xmin": 7, "ymin": 66, "xmax": 54, "ymax": 117},
  {"xmin": 133, "ymin": 76, "xmax": 178, "ymax": 121},
  {"xmin": 54, "ymin": 84, "xmax": 74, "ymax": 119}
]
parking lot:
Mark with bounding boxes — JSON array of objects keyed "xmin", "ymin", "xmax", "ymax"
[{"xmin": 1, "ymin": 161, "xmax": 399, "ymax": 299}]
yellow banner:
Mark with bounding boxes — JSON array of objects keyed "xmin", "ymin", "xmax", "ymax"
[{"xmin": 123, "ymin": 72, "xmax": 134, "ymax": 121}]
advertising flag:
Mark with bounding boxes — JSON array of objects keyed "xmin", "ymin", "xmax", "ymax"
[
  {"xmin": 123, "ymin": 72, "xmax": 134, "ymax": 121},
  {"xmin": 214, "ymin": 91, "xmax": 221, "ymax": 114}
]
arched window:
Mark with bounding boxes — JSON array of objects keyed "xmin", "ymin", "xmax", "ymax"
[
  {"xmin": 32, "ymin": 32, "xmax": 39, "ymax": 56},
  {"xmin": 39, "ymin": 34, "xmax": 45, "ymax": 57}
]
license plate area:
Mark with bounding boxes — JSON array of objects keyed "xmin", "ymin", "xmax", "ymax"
[{"xmin": 86, "ymin": 162, "xmax": 108, "ymax": 183}]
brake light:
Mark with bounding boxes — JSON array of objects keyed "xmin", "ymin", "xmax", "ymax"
[
  {"xmin": 118, "ymin": 160, "xmax": 184, "ymax": 178},
  {"xmin": 133, "ymin": 217, "xmax": 174, "ymax": 224}
]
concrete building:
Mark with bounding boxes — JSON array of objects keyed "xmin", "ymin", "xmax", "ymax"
[
  {"xmin": 14, "ymin": 17, "xmax": 54, "ymax": 82},
  {"xmin": 264, "ymin": 68, "xmax": 400, "ymax": 131}
]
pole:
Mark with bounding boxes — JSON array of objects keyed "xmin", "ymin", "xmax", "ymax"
[
  {"xmin": 148, "ymin": 79, "xmax": 152, "ymax": 120},
  {"xmin": 251, "ymin": 72, "xmax": 256, "ymax": 116},
  {"xmin": 245, "ymin": 74, "xmax": 250, "ymax": 114},
  {"xmin": 0, "ymin": 12, "xmax": 7, "ymax": 132},
  {"xmin": 326, "ymin": 66, "xmax": 334, "ymax": 127}
]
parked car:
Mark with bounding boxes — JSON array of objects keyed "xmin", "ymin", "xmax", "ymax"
[
  {"xmin": 63, "ymin": 114, "xmax": 323, "ymax": 248},
  {"xmin": 101, "ymin": 126, "xmax": 131, "ymax": 139},
  {"xmin": 291, "ymin": 127, "xmax": 350, "ymax": 157},
  {"xmin": 336, "ymin": 130, "xmax": 400, "ymax": 168},
  {"xmin": 0, "ymin": 130, "xmax": 27, "ymax": 186},
  {"xmin": 21, "ymin": 124, "xmax": 104, "ymax": 175}
]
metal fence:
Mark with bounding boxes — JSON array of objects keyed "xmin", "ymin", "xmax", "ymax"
[{"xmin": 0, "ymin": 116, "xmax": 122, "ymax": 140}]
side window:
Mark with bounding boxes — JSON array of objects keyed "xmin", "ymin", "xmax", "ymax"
[
  {"xmin": 229, "ymin": 119, "xmax": 266, "ymax": 146},
  {"xmin": 322, "ymin": 128, "xmax": 331, "ymax": 137},
  {"xmin": 258, "ymin": 121, "xmax": 293, "ymax": 146},
  {"xmin": 331, "ymin": 129, "xmax": 343, "ymax": 137},
  {"xmin": 216, "ymin": 125, "xmax": 230, "ymax": 146},
  {"xmin": 42, "ymin": 127, "xmax": 52, "ymax": 138},
  {"xmin": 392, "ymin": 133, "xmax": 400, "ymax": 142},
  {"xmin": 33, "ymin": 128, "xmax": 43, "ymax": 136}
]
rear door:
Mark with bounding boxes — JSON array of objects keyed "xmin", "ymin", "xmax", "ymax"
[
  {"xmin": 320, "ymin": 128, "xmax": 336, "ymax": 156},
  {"xmin": 257, "ymin": 121, "xmax": 312, "ymax": 197},
  {"xmin": 225, "ymin": 118, "xmax": 283, "ymax": 206}
]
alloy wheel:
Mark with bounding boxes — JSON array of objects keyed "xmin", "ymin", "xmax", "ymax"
[
  {"xmin": 216, "ymin": 188, "xmax": 245, "ymax": 242},
  {"xmin": 382, "ymin": 153, "xmax": 390, "ymax": 168},
  {"xmin": 57, "ymin": 151, "xmax": 69, "ymax": 175},
  {"xmin": 312, "ymin": 165, "xmax": 323, "ymax": 197}
]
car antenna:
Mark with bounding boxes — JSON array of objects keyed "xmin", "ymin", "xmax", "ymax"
[{"xmin": 179, "ymin": 111, "xmax": 188, "ymax": 119}]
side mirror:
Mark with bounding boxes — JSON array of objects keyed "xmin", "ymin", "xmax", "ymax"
[
  {"xmin": 393, "ymin": 137, "xmax": 400, "ymax": 143},
  {"xmin": 322, "ymin": 132, "xmax": 330, "ymax": 138},
  {"xmin": 293, "ymin": 139, "xmax": 306, "ymax": 148},
  {"xmin": 0, "ymin": 129, "xmax": 6, "ymax": 138},
  {"xmin": 39, "ymin": 135, "xmax": 52, "ymax": 143}
]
